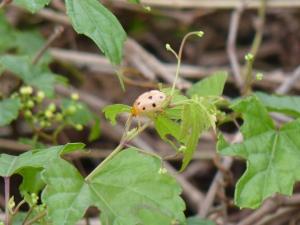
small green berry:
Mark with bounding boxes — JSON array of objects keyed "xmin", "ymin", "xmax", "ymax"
[
  {"xmin": 24, "ymin": 110, "xmax": 32, "ymax": 118},
  {"xmin": 40, "ymin": 121, "xmax": 47, "ymax": 128},
  {"xmin": 36, "ymin": 91, "xmax": 45, "ymax": 102},
  {"xmin": 31, "ymin": 193, "xmax": 39, "ymax": 205},
  {"xmin": 48, "ymin": 103, "xmax": 56, "ymax": 112},
  {"xmin": 75, "ymin": 124, "xmax": 83, "ymax": 131},
  {"xmin": 20, "ymin": 86, "xmax": 33, "ymax": 95},
  {"xmin": 55, "ymin": 113, "xmax": 63, "ymax": 121},
  {"xmin": 71, "ymin": 93, "xmax": 79, "ymax": 101},
  {"xmin": 26, "ymin": 100, "xmax": 34, "ymax": 109},
  {"xmin": 45, "ymin": 110, "xmax": 53, "ymax": 119}
]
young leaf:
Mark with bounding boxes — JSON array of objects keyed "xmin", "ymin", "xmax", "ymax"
[
  {"xmin": 0, "ymin": 55, "xmax": 57, "ymax": 96},
  {"xmin": 103, "ymin": 104, "xmax": 131, "ymax": 125},
  {"xmin": 65, "ymin": 0, "xmax": 127, "ymax": 65},
  {"xmin": 187, "ymin": 71, "xmax": 228, "ymax": 97},
  {"xmin": 0, "ymin": 98, "xmax": 21, "ymax": 126},
  {"xmin": 14, "ymin": 0, "xmax": 51, "ymax": 13},
  {"xmin": 219, "ymin": 96, "xmax": 300, "ymax": 209},
  {"xmin": 42, "ymin": 148, "xmax": 186, "ymax": 225},
  {"xmin": 187, "ymin": 216, "xmax": 216, "ymax": 225},
  {"xmin": 154, "ymin": 115, "xmax": 181, "ymax": 142},
  {"xmin": 256, "ymin": 92, "xmax": 300, "ymax": 117},
  {"xmin": 180, "ymin": 100, "xmax": 215, "ymax": 171}
]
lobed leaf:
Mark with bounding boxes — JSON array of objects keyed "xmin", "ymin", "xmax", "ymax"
[
  {"xmin": 65, "ymin": 0, "xmax": 127, "ymax": 65},
  {"xmin": 42, "ymin": 148, "xmax": 186, "ymax": 225},
  {"xmin": 219, "ymin": 96, "xmax": 300, "ymax": 208},
  {"xmin": 102, "ymin": 104, "xmax": 131, "ymax": 125}
]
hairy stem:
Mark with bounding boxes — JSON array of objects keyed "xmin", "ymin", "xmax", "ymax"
[{"xmin": 4, "ymin": 177, "xmax": 10, "ymax": 225}]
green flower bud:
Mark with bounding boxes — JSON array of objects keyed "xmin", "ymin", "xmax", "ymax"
[
  {"xmin": 75, "ymin": 124, "xmax": 83, "ymax": 131},
  {"xmin": 31, "ymin": 193, "xmax": 39, "ymax": 205},
  {"xmin": 48, "ymin": 103, "xmax": 56, "ymax": 112},
  {"xmin": 26, "ymin": 100, "xmax": 34, "ymax": 109},
  {"xmin": 55, "ymin": 113, "xmax": 63, "ymax": 122},
  {"xmin": 36, "ymin": 91, "xmax": 45, "ymax": 102},
  {"xmin": 20, "ymin": 86, "xmax": 33, "ymax": 95},
  {"xmin": 8, "ymin": 196, "xmax": 15, "ymax": 211},
  {"xmin": 40, "ymin": 120, "xmax": 47, "ymax": 128},
  {"xmin": 45, "ymin": 110, "xmax": 53, "ymax": 119},
  {"xmin": 245, "ymin": 53, "xmax": 254, "ymax": 62},
  {"xmin": 256, "ymin": 72, "xmax": 263, "ymax": 80},
  {"xmin": 71, "ymin": 93, "xmax": 79, "ymax": 101},
  {"xmin": 24, "ymin": 110, "xmax": 32, "ymax": 118},
  {"xmin": 196, "ymin": 31, "xmax": 204, "ymax": 37}
]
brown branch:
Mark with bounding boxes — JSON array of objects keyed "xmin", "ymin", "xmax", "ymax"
[
  {"xmin": 276, "ymin": 65, "xmax": 300, "ymax": 94},
  {"xmin": 226, "ymin": 1, "xmax": 247, "ymax": 88}
]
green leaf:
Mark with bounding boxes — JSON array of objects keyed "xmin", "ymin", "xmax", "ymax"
[
  {"xmin": 154, "ymin": 115, "xmax": 182, "ymax": 149},
  {"xmin": 180, "ymin": 100, "xmax": 215, "ymax": 171},
  {"xmin": 15, "ymin": 30, "xmax": 52, "ymax": 65},
  {"xmin": 187, "ymin": 217, "xmax": 216, "ymax": 225},
  {"xmin": 256, "ymin": 92, "xmax": 300, "ymax": 117},
  {"xmin": 187, "ymin": 71, "xmax": 228, "ymax": 97},
  {"xmin": 88, "ymin": 116, "xmax": 101, "ymax": 142},
  {"xmin": 14, "ymin": 0, "xmax": 51, "ymax": 13},
  {"xmin": 231, "ymin": 96, "xmax": 275, "ymax": 139},
  {"xmin": 103, "ymin": 104, "xmax": 131, "ymax": 125},
  {"xmin": 0, "ymin": 143, "xmax": 84, "ymax": 177},
  {"xmin": 128, "ymin": 0, "xmax": 141, "ymax": 3},
  {"xmin": 19, "ymin": 167, "xmax": 45, "ymax": 194},
  {"xmin": 42, "ymin": 148, "xmax": 185, "ymax": 225},
  {"xmin": 0, "ymin": 12, "xmax": 16, "ymax": 53},
  {"xmin": 62, "ymin": 99, "xmax": 93, "ymax": 125},
  {"xmin": 0, "ymin": 98, "xmax": 21, "ymax": 126},
  {"xmin": 65, "ymin": 0, "xmax": 127, "ymax": 65},
  {"xmin": 42, "ymin": 158, "xmax": 92, "ymax": 225},
  {"xmin": 0, "ymin": 55, "xmax": 57, "ymax": 96},
  {"xmin": 219, "ymin": 96, "xmax": 300, "ymax": 209}
]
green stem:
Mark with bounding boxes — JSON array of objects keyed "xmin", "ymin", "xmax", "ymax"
[
  {"xmin": 85, "ymin": 118, "xmax": 151, "ymax": 181},
  {"xmin": 23, "ymin": 211, "xmax": 46, "ymax": 225},
  {"xmin": 242, "ymin": 0, "xmax": 267, "ymax": 95},
  {"xmin": 170, "ymin": 31, "xmax": 204, "ymax": 97}
]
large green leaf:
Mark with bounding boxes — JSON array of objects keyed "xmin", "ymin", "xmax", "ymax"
[
  {"xmin": 42, "ymin": 148, "xmax": 185, "ymax": 225},
  {"xmin": 0, "ymin": 143, "xmax": 84, "ymax": 177},
  {"xmin": 103, "ymin": 104, "xmax": 131, "ymax": 125},
  {"xmin": 187, "ymin": 71, "xmax": 228, "ymax": 97},
  {"xmin": 0, "ymin": 98, "xmax": 21, "ymax": 126},
  {"xmin": 65, "ymin": 0, "xmax": 127, "ymax": 65},
  {"xmin": 219, "ymin": 96, "xmax": 300, "ymax": 208},
  {"xmin": 256, "ymin": 92, "xmax": 300, "ymax": 117},
  {"xmin": 42, "ymin": 158, "xmax": 92, "ymax": 225},
  {"xmin": 0, "ymin": 55, "xmax": 57, "ymax": 96},
  {"xmin": 14, "ymin": 0, "xmax": 51, "ymax": 13},
  {"xmin": 154, "ymin": 114, "xmax": 181, "ymax": 142}
]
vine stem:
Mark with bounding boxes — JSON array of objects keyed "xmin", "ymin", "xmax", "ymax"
[
  {"xmin": 4, "ymin": 177, "xmax": 10, "ymax": 225},
  {"xmin": 85, "ymin": 116, "xmax": 151, "ymax": 181},
  {"xmin": 170, "ymin": 31, "xmax": 204, "ymax": 97}
]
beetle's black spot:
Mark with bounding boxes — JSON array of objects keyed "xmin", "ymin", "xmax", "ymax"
[
  {"xmin": 152, "ymin": 103, "xmax": 156, "ymax": 107},
  {"xmin": 137, "ymin": 102, "xmax": 141, "ymax": 105},
  {"xmin": 160, "ymin": 96, "xmax": 163, "ymax": 99},
  {"xmin": 142, "ymin": 107, "xmax": 146, "ymax": 110},
  {"xmin": 148, "ymin": 96, "xmax": 153, "ymax": 99}
]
